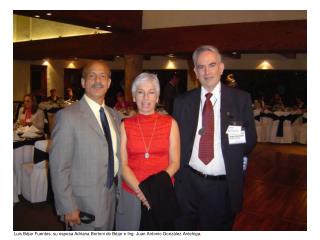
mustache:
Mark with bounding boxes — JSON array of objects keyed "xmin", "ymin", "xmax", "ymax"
[{"xmin": 91, "ymin": 82, "xmax": 104, "ymax": 88}]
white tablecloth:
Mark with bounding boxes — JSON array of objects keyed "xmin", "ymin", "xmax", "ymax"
[{"xmin": 254, "ymin": 109, "xmax": 306, "ymax": 144}]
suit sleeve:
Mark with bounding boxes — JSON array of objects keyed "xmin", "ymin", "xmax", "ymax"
[
  {"xmin": 243, "ymin": 93, "xmax": 257, "ymax": 155},
  {"xmin": 49, "ymin": 110, "xmax": 78, "ymax": 216}
]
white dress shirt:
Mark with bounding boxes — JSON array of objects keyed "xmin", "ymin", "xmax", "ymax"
[
  {"xmin": 84, "ymin": 94, "xmax": 119, "ymax": 176},
  {"xmin": 189, "ymin": 82, "xmax": 226, "ymax": 175}
]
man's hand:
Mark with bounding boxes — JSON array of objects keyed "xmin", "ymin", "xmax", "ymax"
[{"xmin": 65, "ymin": 209, "xmax": 81, "ymax": 227}]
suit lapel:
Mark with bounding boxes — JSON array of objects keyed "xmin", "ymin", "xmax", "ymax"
[
  {"xmin": 220, "ymin": 84, "xmax": 233, "ymax": 147},
  {"xmin": 79, "ymin": 97, "xmax": 105, "ymax": 138},
  {"xmin": 188, "ymin": 88, "xmax": 201, "ymax": 144}
]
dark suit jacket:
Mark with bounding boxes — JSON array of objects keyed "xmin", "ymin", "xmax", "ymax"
[
  {"xmin": 139, "ymin": 171, "xmax": 180, "ymax": 231},
  {"xmin": 172, "ymin": 84, "xmax": 257, "ymax": 213}
]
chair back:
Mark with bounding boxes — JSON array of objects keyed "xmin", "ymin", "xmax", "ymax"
[
  {"xmin": 34, "ymin": 140, "xmax": 50, "ymax": 164},
  {"xmin": 35, "ymin": 140, "xmax": 50, "ymax": 152}
]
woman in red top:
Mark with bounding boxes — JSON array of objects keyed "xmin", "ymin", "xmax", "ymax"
[{"xmin": 116, "ymin": 73, "xmax": 180, "ymax": 230}]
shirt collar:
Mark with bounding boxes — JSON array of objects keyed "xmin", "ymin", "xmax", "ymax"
[
  {"xmin": 201, "ymin": 81, "xmax": 221, "ymax": 101},
  {"xmin": 83, "ymin": 94, "xmax": 106, "ymax": 112}
]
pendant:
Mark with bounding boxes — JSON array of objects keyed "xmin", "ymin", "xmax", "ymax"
[{"xmin": 145, "ymin": 152, "xmax": 150, "ymax": 159}]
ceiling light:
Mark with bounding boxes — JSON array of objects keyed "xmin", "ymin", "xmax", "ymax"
[
  {"xmin": 232, "ymin": 51, "xmax": 238, "ymax": 55},
  {"xmin": 42, "ymin": 59, "xmax": 49, "ymax": 65},
  {"xmin": 256, "ymin": 60, "xmax": 274, "ymax": 70},
  {"xmin": 46, "ymin": 13, "xmax": 52, "ymax": 16},
  {"xmin": 34, "ymin": 15, "xmax": 40, "ymax": 18},
  {"xmin": 168, "ymin": 54, "xmax": 175, "ymax": 58},
  {"xmin": 166, "ymin": 60, "xmax": 176, "ymax": 69},
  {"xmin": 67, "ymin": 61, "xmax": 76, "ymax": 68},
  {"xmin": 106, "ymin": 25, "xmax": 112, "ymax": 28},
  {"xmin": 95, "ymin": 26, "xmax": 100, "ymax": 29}
]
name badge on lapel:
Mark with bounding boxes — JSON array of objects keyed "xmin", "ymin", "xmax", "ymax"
[{"xmin": 226, "ymin": 125, "xmax": 246, "ymax": 144}]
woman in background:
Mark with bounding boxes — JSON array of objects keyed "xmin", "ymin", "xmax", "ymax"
[{"xmin": 15, "ymin": 94, "xmax": 45, "ymax": 133}]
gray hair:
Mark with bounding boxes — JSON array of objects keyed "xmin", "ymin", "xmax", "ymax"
[
  {"xmin": 192, "ymin": 45, "xmax": 222, "ymax": 66},
  {"xmin": 131, "ymin": 72, "xmax": 160, "ymax": 97}
]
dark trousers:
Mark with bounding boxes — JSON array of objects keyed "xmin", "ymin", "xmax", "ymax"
[{"xmin": 175, "ymin": 167, "xmax": 235, "ymax": 231}]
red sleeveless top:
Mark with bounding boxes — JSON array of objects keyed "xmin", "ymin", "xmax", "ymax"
[{"xmin": 122, "ymin": 112, "xmax": 173, "ymax": 194}]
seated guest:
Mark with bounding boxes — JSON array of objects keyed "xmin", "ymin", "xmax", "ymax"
[
  {"xmin": 47, "ymin": 88, "xmax": 64, "ymax": 106},
  {"xmin": 293, "ymin": 97, "xmax": 306, "ymax": 110},
  {"xmin": 14, "ymin": 94, "xmax": 45, "ymax": 132},
  {"xmin": 114, "ymin": 91, "xmax": 132, "ymax": 115},
  {"xmin": 128, "ymin": 103, "xmax": 138, "ymax": 116},
  {"xmin": 64, "ymin": 87, "xmax": 78, "ymax": 103},
  {"xmin": 116, "ymin": 73, "xmax": 180, "ymax": 230},
  {"xmin": 253, "ymin": 95, "xmax": 267, "ymax": 110},
  {"xmin": 271, "ymin": 93, "xmax": 285, "ymax": 111}
]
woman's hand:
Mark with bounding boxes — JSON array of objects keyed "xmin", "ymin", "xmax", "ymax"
[
  {"xmin": 135, "ymin": 188, "xmax": 151, "ymax": 210},
  {"xmin": 19, "ymin": 119, "xmax": 28, "ymax": 126}
]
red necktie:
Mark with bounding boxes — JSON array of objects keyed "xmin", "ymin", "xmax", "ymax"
[{"xmin": 198, "ymin": 93, "xmax": 214, "ymax": 165}]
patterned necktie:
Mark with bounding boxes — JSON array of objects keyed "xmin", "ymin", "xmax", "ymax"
[
  {"xmin": 198, "ymin": 93, "xmax": 214, "ymax": 165},
  {"xmin": 99, "ymin": 107, "xmax": 114, "ymax": 189}
]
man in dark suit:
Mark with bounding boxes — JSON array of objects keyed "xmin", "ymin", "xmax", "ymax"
[
  {"xmin": 173, "ymin": 45, "xmax": 256, "ymax": 230},
  {"xmin": 50, "ymin": 60, "xmax": 121, "ymax": 230}
]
